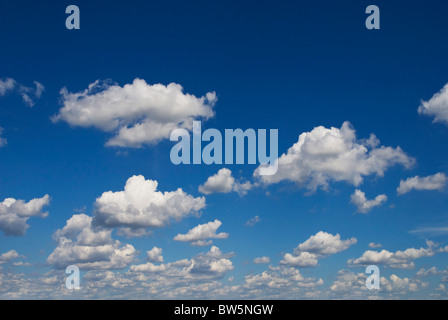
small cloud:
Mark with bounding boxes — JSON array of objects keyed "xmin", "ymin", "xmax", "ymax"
[
  {"xmin": 0, "ymin": 250, "xmax": 21, "ymax": 264},
  {"xmin": 147, "ymin": 247, "xmax": 164, "ymax": 263},
  {"xmin": 397, "ymin": 173, "xmax": 447, "ymax": 195},
  {"xmin": 0, "ymin": 195, "xmax": 50, "ymax": 236},
  {"xmin": 281, "ymin": 231, "xmax": 357, "ymax": 268},
  {"xmin": 350, "ymin": 189, "xmax": 387, "ymax": 214},
  {"xmin": 245, "ymin": 215, "xmax": 261, "ymax": 227},
  {"xmin": 368, "ymin": 242, "xmax": 382, "ymax": 249},
  {"xmin": 409, "ymin": 226, "xmax": 448, "ymax": 236},
  {"xmin": 174, "ymin": 220, "xmax": 229, "ymax": 246},
  {"xmin": 0, "ymin": 78, "xmax": 44, "ymax": 107},
  {"xmin": 253, "ymin": 256, "xmax": 270, "ymax": 264},
  {"xmin": 199, "ymin": 168, "xmax": 253, "ymax": 196},
  {"xmin": 418, "ymin": 83, "xmax": 448, "ymax": 126},
  {"xmin": 0, "ymin": 127, "xmax": 7, "ymax": 148}
]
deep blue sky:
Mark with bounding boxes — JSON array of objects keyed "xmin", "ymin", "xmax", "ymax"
[{"xmin": 1, "ymin": 0, "xmax": 448, "ymax": 299}]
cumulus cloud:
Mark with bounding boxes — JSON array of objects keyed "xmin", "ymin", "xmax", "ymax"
[
  {"xmin": 93, "ymin": 175, "xmax": 206, "ymax": 236},
  {"xmin": 281, "ymin": 252, "xmax": 319, "ymax": 268},
  {"xmin": 381, "ymin": 274, "xmax": 427, "ymax": 294},
  {"xmin": 239, "ymin": 266, "xmax": 324, "ymax": 299},
  {"xmin": 47, "ymin": 214, "xmax": 137, "ymax": 270},
  {"xmin": 52, "ymin": 79, "xmax": 217, "ymax": 148},
  {"xmin": 397, "ymin": 173, "xmax": 447, "ymax": 195},
  {"xmin": 280, "ymin": 231, "xmax": 357, "ymax": 268},
  {"xmin": 253, "ymin": 256, "xmax": 271, "ymax": 264},
  {"xmin": 198, "ymin": 168, "xmax": 253, "ymax": 196},
  {"xmin": 416, "ymin": 266, "xmax": 440, "ymax": 278},
  {"xmin": 329, "ymin": 269, "xmax": 426, "ymax": 299},
  {"xmin": 348, "ymin": 244, "xmax": 434, "ymax": 269},
  {"xmin": 350, "ymin": 189, "xmax": 387, "ymax": 213},
  {"xmin": 0, "ymin": 78, "xmax": 44, "ymax": 107},
  {"xmin": 0, "ymin": 250, "xmax": 21, "ymax": 264},
  {"xmin": 255, "ymin": 122, "xmax": 414, "ymax": 192},
  {"xmin": 294, "ymin": 231, "xmax": 357, "ymax": 255},
  {"xmin": 146, "ymin": 247, "xmax": 164, "ymax": 263},
  {"xmin": 0, "ymin": 195, "xmax": 50, "ymax": 236},
  {"xmin": 174, "ymin": 220, "xmax": 229, "ymax": 246},
  {"xmin": 418, "ymin": 83, "xmax": 448, "ymax": 125},
  {"xmin": 369, "ymin": 242, "xmax": 382, "ymax": 249},
  {"xmin": 131, "ymin": 246, "xmax": 233, "ymax": 280}
]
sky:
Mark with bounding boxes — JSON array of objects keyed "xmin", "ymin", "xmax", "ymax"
[{"xmin": 1, "ymin": 0, "xmax": 448, "ymax": 299}]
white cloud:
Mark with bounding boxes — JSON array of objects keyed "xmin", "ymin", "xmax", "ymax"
[
  {"xmin": 0, "ymin": 195, "xmax": 50, "ymax": 236},
  {"xmin": 0, "ymin": 127, "xmax": 7, "ymax": 148},
  {"xmin": 130, "ymin": 246, "xmax": 233, "ymax": 280},
  {"xmin": 281, "ymin": 231, "xmax": 357, "ymax": 268},
  {"xmin": 409, "ymin": 226, "xmax": 448, "ymax": 236},
  {"xmin": 329, "ymin": 270, "xmax": 370, "ymax": 298},
  {"xmin": 294, "ymin": 231, "xmax": 357, "ymax": 255},
  {"xmin": 199, "ymin": 168, "xmax": 253, "ymax": 196},
  {"xmin": 255, "ymin": 122, "xmax": 414, "ymax": 192},
  {"xmin": 0, "ymin": 78, "xmax": 16, "ymax": 95},
  {"xmin": 397, "ymin": 173, "xmax": 447, "ymax": 195},
  {"xmin": 0, "ymin": 78, "xmax": 44, "ymax": 107},
  {"xmin": 174, "ymin": 220, "xmax": 229, "ymax": 246},
  {"xmin": 350, "ymin": 189, "xmax": 387, "ymax": 213},
  {"xmin": 239, "ymin": 266, "xmax": 324, "ymax": 299},
  {"xmin": 245, "ymin": 215, "xmax": 261, "ymax": 227},
  {"xmin": 381, "ymin": 274, "xmax": 427, "ymax": 294},
  {"xmin": 348, "ymin": 245, "xmax": 434, "ymax": 269},
  {"xmin": 416, "ymin": 267, "xmax": 439, "ymax": 278},
  {"xmin": 52, "ymin": 79, "xmax": 217, "ymax": 148},
  {"xmin": 93, "ymin": 175, "xmax": 206, "ymax": 236},
  {"xmin": 281, "ymin": 252, "xmax": 319, "ymax": 268},
  {"xmin": 369, "ymin": 242, "xmax": 382, "ymax": 249},
  {"xmin": 253, "ymin": 256, "xmax": 271, "ymax": 264},
  {"xmin": 418, "ymin": 83, "xmax": 448, "ymax": 125},
  {"xmin": 0, "ymin": 250, "xmax": 20, "ymax": 264},
  {"xmin": 147, "ymin": 247, "xmax": 164, "ymax": 263},
  {"xmin": 329, "ymin": 270, "xmax": 426, "ymax": 299},
  {"xmin": 47, "ymin": 214, "xmax": 137, "ymax": 270}
]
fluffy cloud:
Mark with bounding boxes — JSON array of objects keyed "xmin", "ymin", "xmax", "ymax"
[
  {"xmin": 350, "ymin": 189, "xmax": 387, "ymax": 213},
  {"xmin": 348, "ymin": 244, "xmax": 434, "ymax": 269},
  {"xmin": 52, "ymin": 79, "xmax": 217, "ymax": 148},
  {"xmin": 418, "ymin": 83, "xmax": 448, "ymax": 125},
  {"xmin": 416, "ymin": 267, "xmax": 440, "ymax": 278},
  {"xmin": 255, "ymin": 122, "xmax": 414, "ymax": 192},
  {"xmin": 47, "ymin": 214, "xmax": 137, "ymax": 270},
  {"xmin": 281, "ymin": 252, "xmax": 319, "ymax": 268},
  {"xmin": 381, "ymin": 274, "xmax": 427, "ymax": 294},
  {"xmin": 281, "ymin": 231, "xmax": 357, "ymax": 268},
  {"xmin": 397, "ymin": 173, "xmax": 447, "ymax": 195},
  {"xmin": 93, "ymin": 175, "xmax": 206, "ymax": 236},
  {"xmin": 0, "ymin": 78, "xmax": 44, "ymax": 107},
  {"xmin": 238, "ymin": 266, "xmax": 324, "ymax": 299},
  {"xmin": 329, "ymin": 270, "xmax": 426, "ymax": 299},
  {"xmin": 294, "ymin": 231, "xmax": 357, "ymax": 255},
  {"xmin": 253, "ymin": 256, "xmax": 271, "ymax": 264},
  {"xmin": 0, "ymin": 250, "xmax": 20, "ymax": 264},
  {"xmin": 198, "ymin": 169, "xmax": 253, "ymax": 196},
  {"xmin": 130, "ymin": 246, "xmax": 233, "ymax": 280},
  {"xmin": 369, "ymin": 242, "xmax": 383, "ymax": 249},
  {"xmin": 174, "ymin": 220, "xmax": 229, "ymax": 246},
  {"xmin": 0, "ymin": 195, "xmax": 50, "ymax": 236},
  {"xmin": 146, "ymin": 247, "xmax": 164, "ymax": 263}
]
